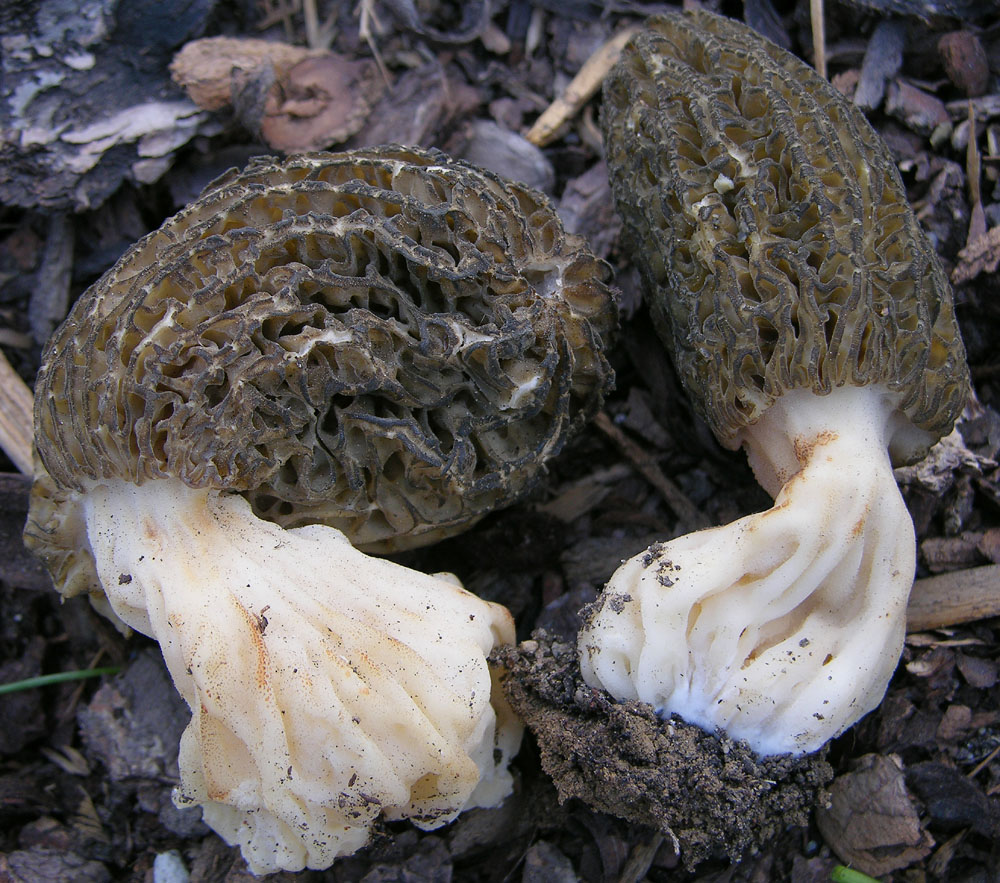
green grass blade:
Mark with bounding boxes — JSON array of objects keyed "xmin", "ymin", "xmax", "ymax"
[
  {"xmin": 831, "ymin": 867, "xmax": 881, "ymax": 883},
  {"xmin": 0, "ymin": 666, "xmax": 121, "ymax": 695}
]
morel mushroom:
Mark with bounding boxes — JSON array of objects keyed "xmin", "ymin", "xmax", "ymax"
[
  {"xmin": 578, "ymin": 11, "xmax": 969, "ymax": 756},
  {"xmin": 25, "ymin": 146, "xmax": 615, "ymax": 872}
]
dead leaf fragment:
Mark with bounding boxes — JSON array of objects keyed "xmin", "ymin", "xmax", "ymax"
[
  {"xmin": 171, "ymin": 37, "xmax": 324, "ymax": 111},
  {"xmin": 906, "ymin": 762, "xmax": 1000, "ymax": 836},
  {"xmin": 816, "ymin": 753, "xmax": 934, "ymax": 876},
  {"xmin": 955, "ymin": 651, "xmax": 998, "ymax": 688},
  {"xmin": 886, "ymin": 79, "xmax": 950, "ymax": 135},
  {"xmin": 976, "ymin": 527, "xmax": 1000, "ymax": 563},
  {"xmin": 171, "ymin": 37, "xmax": 383, "ymax": 153},
  {"xmin": 454, "ymin": 120, "xmax": 554, "ymax": 192},
  {"xmin": 0, "ymin": 848, "xmax": 112, "ymax": 883},
  {"xmin": 538, "ymin": 463, "xmax": 631, "ymax": 523},
  {"xmin": 0, "ymin": 637, "xmax": 46, "ymax": 752},
  {"xmin": 936, "ymin": 704, "xmax": 972, "ymax": 742},
  {"xmin": 895, "ymin": 426, "xmax": 991, "ymax": 496},
  {"xmin": 523, "ymin": 841, "xmax": 577, "ymax": 883},
  {"xmin": 952, "ymin": 225, "xmax": 1000, "ymax": 284},
  {"xmin": 77, "ymin": 650, "xmax": 188, "ymax": 782},
  {"xmin": 259, "ymin": 54, "xmax": 383, "ymax": 153},
  {"xmin": 557, "ymin": 160, "xmax": 620, "ymax": 260},
  {"xmin": 347, "ymin": 62, "xmax": 480, "ymax": 150}
]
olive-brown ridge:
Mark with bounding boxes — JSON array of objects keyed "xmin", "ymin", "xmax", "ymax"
[
  {"xmin": 27, "ymin": 145, "xmax": 615, "ymax": 596},
  {"xmin": 602, "ymin": 10, "xmax": 967, "ymax": 458}
]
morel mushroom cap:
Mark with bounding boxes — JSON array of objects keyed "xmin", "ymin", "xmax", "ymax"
[
  {"xmin": 601, "ymin": 10, "xmax": 966, "ymax": 462},
  {"xmin": 24, "ymin": 146, "xmax": 616, "ymax": 872},
  {"xmin": 30, "ymin": 144, "xmax": 615, "ymax": 595},
  {"xmin": 579, "ymin": 11, "xmax": 970, "ymax": 756}
]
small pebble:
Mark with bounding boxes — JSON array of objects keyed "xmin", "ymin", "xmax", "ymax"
[
  {"xmin": 153, "ymin": 851, "xmax": 190, "ymax": 883},
  {"xmin": 938, "ymin": 31, "xmax": 990, "ymax": 97}
]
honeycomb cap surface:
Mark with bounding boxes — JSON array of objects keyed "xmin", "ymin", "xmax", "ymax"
[
  {"xmin": 602, "ymin": 10, "xmax": 967, "ymax": 453},
  {"xmin": 27, "ymin": 146, "xmax": 616, "ymax": 596}
]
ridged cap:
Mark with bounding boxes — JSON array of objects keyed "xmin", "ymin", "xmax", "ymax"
[
  {"xmin": 602, "ymin": 11, "xmax": 967, "ymax": 458},
  {"xmin": 27, "ymin": 145, "xmax": 616, "ymax": 595}
]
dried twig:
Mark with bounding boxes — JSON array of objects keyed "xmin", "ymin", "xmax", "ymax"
[
  {"xmin": 968, "ymin": 743, "xmax": 1000, "ymax": 779},
  {"xmin": 358, "ymin": 0, "xmax": 391, "ymax": 86},
  {"xmin": 303, "ymin": 0, "xmax": 320, "ymax": 47},
  {"xmin": 618, "ymin": 832, "xmax": 669, "ymax": 883},
  {"xmin": 256, "ymin": 0, "xmax": 300, "ymax": 39},
  {"xmin": 526, "ymin": 26, "xmax": 639, "ymax": 147},
  {"xmin": 593, "ymin": 411, "xmax": 710, "ymax": 530},
  {"xmin": 0, "ymin": 347, "xmax": 33, "ymax": 475},
  {"xmin": 906, "ymin": 563, "xmax": 1000, "ymax": 632},
  {"xmin": 302, "ymin": 0, "xmax": 337, "ymax": 49}
]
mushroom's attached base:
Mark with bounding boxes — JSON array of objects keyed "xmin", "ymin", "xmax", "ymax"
[
  {"xmin": 578, "ymin": 385, "xmax": 915, "ymax": 756},
  {"xmin": 81, "ymin": 479, "xmax": 522, "ymax": 874}
]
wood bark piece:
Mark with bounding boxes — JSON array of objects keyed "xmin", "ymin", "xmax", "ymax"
[
  {"xmin": 854, "ymin": 19, "xmax": 905, "ymax": 111},
  {"xmin": 0, "ymin": 349, "xmax": 34, "ymax": 476},
  {"xmin": 526, "ymin": 27, "xmax": 639, "ymax": 147},
  {"xmin": 1, "ymin": 0, "xmax": 216, "ymax": 211},
  {"xmin": 938, "ymin": 31, "xmax": 990, "ymax": 97},
  {"xmin": 907, "ymin": 564, "xmax": 1000, "ymax": 631}
]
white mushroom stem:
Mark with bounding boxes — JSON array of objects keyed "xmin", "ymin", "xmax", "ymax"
[
  {"xmin": 578, "ymin": 385, "xmax": 915, "ymax": 756},
  {"xmin": 81, "ymin": 478, "xmax": 521, "ymax": 874}
]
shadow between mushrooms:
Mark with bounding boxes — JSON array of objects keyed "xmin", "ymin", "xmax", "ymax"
[{"xmin": 23, "ymin": 146, "xmax": 616, "ymax": 874}]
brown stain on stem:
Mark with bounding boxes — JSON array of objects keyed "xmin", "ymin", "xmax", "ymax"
[
  {"xmin": 234, "ymin": 599, "xmax": 271, "ymax": 692},
  {"xmin": 793, "ymin": 429, "xmax": 838, "ymax": 467}
]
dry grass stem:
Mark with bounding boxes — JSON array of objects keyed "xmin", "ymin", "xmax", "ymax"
[
  {"xmin": 810, "ymin": 0, "xmax": 827, "ymax": 79},
  {"xmin": 358, "ymin": 0, "xmax": 391, "ymax": 85},
  {"xmin": 526, "ymin": 26, "xmax": 639, "ymax": 147},
  {"xmin": 0, "ymin": 347, "xmax": 33, "ymax": 475},
  {"xmin": 593, "ymin": 411, "xmax": 709, "ymax": 530}
]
